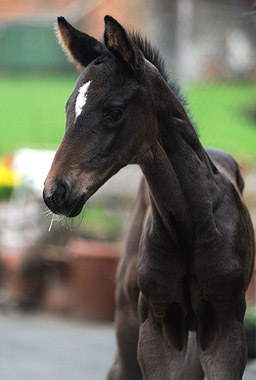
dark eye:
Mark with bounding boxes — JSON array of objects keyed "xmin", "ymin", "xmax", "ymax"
[{"xmin": 107, "ymin": 108, "xmax": 123, "ymax": 121}]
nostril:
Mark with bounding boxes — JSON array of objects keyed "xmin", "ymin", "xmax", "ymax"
[
  {"xmin": 56, "ymin": 182, "xmax": 68, "ymax": 201},
  {"xmin": 43, "ymin": 180, "xmax": 70, "ymax": 214}
]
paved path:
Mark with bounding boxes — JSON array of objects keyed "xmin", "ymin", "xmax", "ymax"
[
  {"xmin": 0, "ymin": 312, "xmax": 115, "ymax": 380},
  {"xmin": 0, "ymin": 312, "xmax": 255, "ymax": 380}
]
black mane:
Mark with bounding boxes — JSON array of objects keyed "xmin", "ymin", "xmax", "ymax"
[{"xmin": 130, "ymin": 32, "xmax": 188, "ymax": 110}]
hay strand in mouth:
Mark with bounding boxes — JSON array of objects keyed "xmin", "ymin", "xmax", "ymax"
[{"xmin": 48, "ymin": 213, "xmax": 55, "ymax": 232}]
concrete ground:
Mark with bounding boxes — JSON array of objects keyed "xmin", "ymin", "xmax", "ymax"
[{"xmin": 0, "ymin": 312, "xmax": 255, "ymax": 380}]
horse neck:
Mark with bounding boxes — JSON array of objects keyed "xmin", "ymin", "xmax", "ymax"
[
  {"xmin": 140, "ymin": 142, "xmax": 193, "ymax": 243},
  {"xmin": 140, "ymin": 88, "xmax": 219, "ymax": 243}
]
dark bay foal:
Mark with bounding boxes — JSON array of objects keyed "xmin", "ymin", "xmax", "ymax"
[{"xmin": 43, "ymin": 16, "xmax": 255, "ymax": 380}]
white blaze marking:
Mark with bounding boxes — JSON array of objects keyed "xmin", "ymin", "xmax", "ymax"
[{"xmin": 75, "ymin": 81, "xmax": 91, "ymax": 118}]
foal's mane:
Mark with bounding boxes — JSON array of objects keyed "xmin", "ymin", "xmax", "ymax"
[{"xmin": 130, "ymin": 32, "xmax": 188, "ymax": 110}]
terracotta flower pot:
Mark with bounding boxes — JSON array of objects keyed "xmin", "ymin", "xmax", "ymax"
[
  {"xmin": 0, "ymin": 250, "xmax": 25, "ymax": 298},
  {"xmin": 67, "ymin": 238, "xmax": 122, "ymax": 320}
]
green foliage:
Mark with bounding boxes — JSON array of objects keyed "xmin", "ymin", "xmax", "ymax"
[
  {"xmin": 244, "ymin": 306, "xmax": 256, "ymax": 329},
  {"xmin": 0, "ymin": 75, "xmax": 256, "ymax": 163},
  {"xmin": 72, "ymin": 204, "xmax": 122, "ymax": 240},
  {"xmin": 0, "ymin": 185, "xmax": 13, "ymax": 199}
]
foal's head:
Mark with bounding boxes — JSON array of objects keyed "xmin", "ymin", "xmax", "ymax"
[{"xmin": 43, "ymin": 16, "xmax": 170, "ymax": 217}]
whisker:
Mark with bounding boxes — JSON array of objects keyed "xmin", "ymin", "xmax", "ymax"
[
  {"xmin": 42, "ymin": 207, "xmax": 54, "ymax": 218},
  {"xmin": 60, "ymin": 216, "xmax": 73, "ymax": 231}
]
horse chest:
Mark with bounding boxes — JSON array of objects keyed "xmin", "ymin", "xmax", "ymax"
[
  {"xmin": 138, "ymin": 230, "xmax": 189, "ymax": 304},
  {"xmin": 138, "ymin": 210, "xmax": 246, "ymax": 310}
]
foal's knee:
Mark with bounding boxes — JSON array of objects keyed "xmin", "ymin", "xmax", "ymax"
[
  {"xmin": 139, "ymin": 297, "xmax": 188, "ymax": 352},
  {"xmin": 196, "ymin": 292, "xmax": 247, "ymax": 352}
]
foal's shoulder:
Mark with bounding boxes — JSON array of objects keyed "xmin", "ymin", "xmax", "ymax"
[{"xmin": 206, "ymin": 147, "xmax": 244, "ymax": 195}]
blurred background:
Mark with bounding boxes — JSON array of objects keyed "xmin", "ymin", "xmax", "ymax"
[{"xmin": 0, "ymin": 0, "xmax": 256, "ymax": 376}]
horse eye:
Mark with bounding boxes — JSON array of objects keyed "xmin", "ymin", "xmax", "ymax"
[{"xmin": 107, "ymin": 108, "xmax": 123, "ymax": 121}]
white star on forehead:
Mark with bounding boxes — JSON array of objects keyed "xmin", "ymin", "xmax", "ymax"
[{"xmin": 75, "ymin": 81, "xmax": 91, "ymax": 118}]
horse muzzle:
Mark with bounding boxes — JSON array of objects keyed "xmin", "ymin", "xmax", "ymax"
[{"xmin": 43, "ymin": 179, "xmax": 87, "ymax": 217}]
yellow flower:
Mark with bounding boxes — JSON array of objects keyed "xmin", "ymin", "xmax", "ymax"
[{"xmin": 0, "ymin": 156, "xmax": 22, "ymax": 188}]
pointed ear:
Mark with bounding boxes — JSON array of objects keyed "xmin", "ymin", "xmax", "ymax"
[
  {"xmin": 56, "ymin": 16, "xmax": 104, "ymax": 69},
  {"xmin": 104, "ymin": 16, "xmax": 144, "ymax": 74}
]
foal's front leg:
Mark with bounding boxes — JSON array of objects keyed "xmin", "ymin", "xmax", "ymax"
[
  {"xmin": 197, "ymin": 293, "xmax": 247, "ymax": 380},
  {"xmin": 137, "ymin": 227, "xmax": 189, "ymax": 379},
  {"xmin": 138, "ymin": 295, "xmax": 188, "ymax": 380}
]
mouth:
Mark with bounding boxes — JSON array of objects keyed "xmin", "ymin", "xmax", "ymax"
[
  {"xmin": 65, "ymin": 194, "xmax": 87, "ymax": 217},
  {"xmin": 43, "ymin": 191, "xmax": 87, "ymax": 218}
]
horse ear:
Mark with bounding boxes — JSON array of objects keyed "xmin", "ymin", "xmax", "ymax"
[
  {"xmin": 104, "ymin": 15, "xmax": 144, "ymax": 73},
  {"xmin": 56, "ymin": 17, "xmax": 104, "ymax": 69}
]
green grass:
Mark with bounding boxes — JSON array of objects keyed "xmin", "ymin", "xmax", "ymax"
[
  {"xmin": 0, "ymin": 74, "xmax": 76, "ymax": 153},
  {"xmin": 187, "ymin": 82, "xmax": 256, "ymax": 163},
  {"xmin": 1, "ymin": 75, "xmax": 256, "ymax": 163}
]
